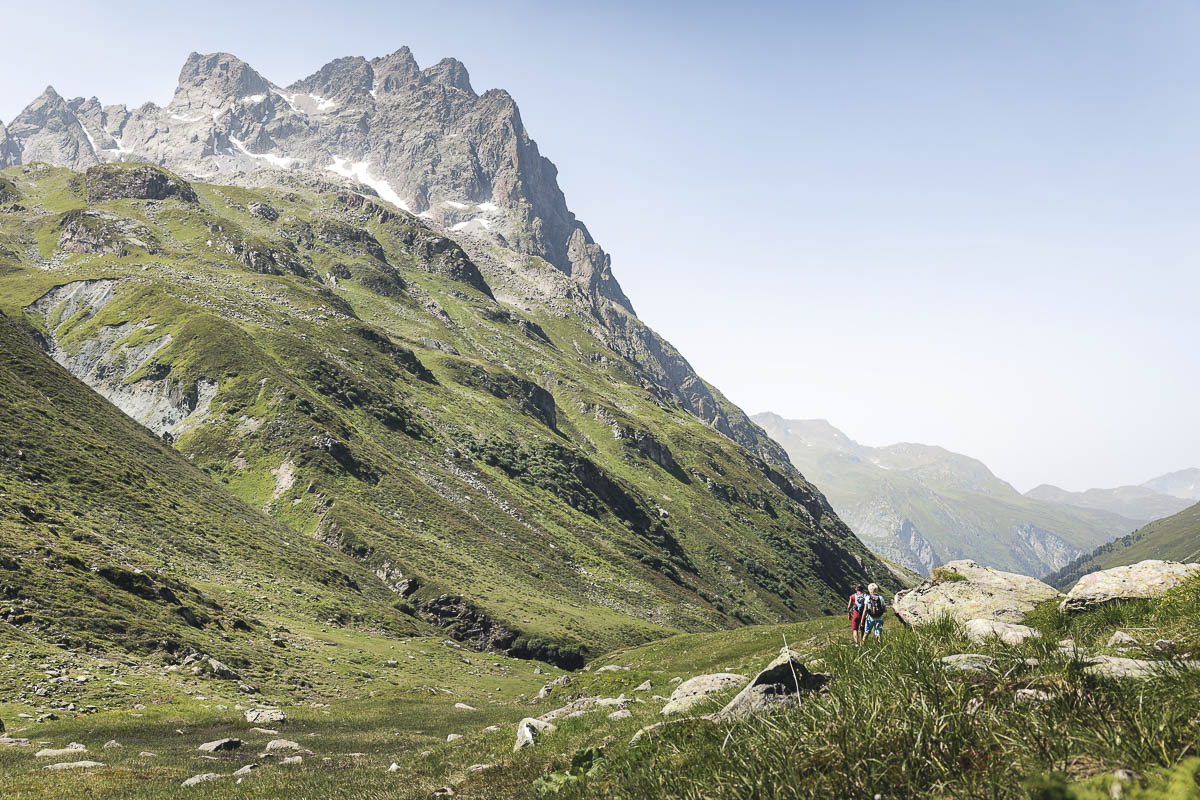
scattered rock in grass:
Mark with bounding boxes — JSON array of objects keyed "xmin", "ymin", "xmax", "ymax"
[
  {"xmin": 965, "ymin": 697, "xmax": 984, "ymax": 716},
  {"xmin": 634, "ymin": 680, "xmax": 652, "ymax": 691},
  {"xmin": 250, "ymin": 727, "xmax": 278, "ymax": 734},
  {"xmin": 539, "ymin": 696, "xmax": 630, "ymax": 722},
  {"xmin": 963, "ymin": 619, "xmax": 1040, "ymax": 646},
  {"xmin": 596, "ymin": 665, "xmax": 626, "ymax": 673},
  {"xmin": 138, "ymin": 751, "xmax": 156, "ymax": 757},
  {"xmin": 1080, "ymin": 655, "xmax": 1197, "ymax": 679},
  {"xmin": 484, "ymin": 725, "xmax": 500, "ymax": 732},
  {"xmin": 660, "ymin": 673, "xmax": 747, "ymax": 716},
  {"xmin": 280, "ymin": 755, "xmax": 302, "ymax": 765},
  {"xmin": 198, "ymin": 738, "xmax": 243, "ymax": 752},
  {"xmin": 1, "ymin": 737, "xmax": 31, "ymax": 747},
  {"xmin": 608, "ymin": 709, "xmax": 632, "ymax": 720},
  {"xmin": 1061, "ymin": 560, "xmax": 1200, "ymax": 612},
  {"xmin": 388, "ymin": 762, "xmax": 400, "ymax": 772},
  {"xmin": 446, "ymin": 733, "xmax": 463, "ymax": 743},
  {"xmin": 940, "ymin": 654, "xmax": 997, "ymax": 674},
  {"xmin": 264, "ymin": 739, "xmax": 300, "ymax": 752},
  {"xmin": 1108, "ymin": 631, "xmax": 1139, "ymax": 648},
  {"xmin": 182, "ymin": 773, "xmax": 223, "ymax": 787},
  {"xmin": 244, "ymin": 708, "xmax": 287, "ymax": 725},
  {"xmin": 433, "ymin": 788, "xmax": 455, "ymax": 797},
  {"xmin": 44, "ymin": 760, "xmax": 105, "ymax": 770},
  {"xmin": 1153, "ymin": 639, "xmax": 1176, "ymax": 653},
  {"xmin": 1015, "ymin": 688, "xmax": 1053, "ymax": 704},
  {"xmin": 103, "ymin": 740, "xmax": 121, "ymax": 749},
  {"xmin": 1057, "ymin": 638, "xmax": 1075, "ymax": 649},
  {"xmin": 514, "ymin": 717, "xmax": 557, "ymax": 752},
  {"xmin": 894, "ymin": 560, "xmax": 1059, "ymax": 626},
  {"xmin": 535, "ymin": 675, "xmax": 575, "ymax": 700},
  {"xmin": 233, "ymin": 764, "xmax": 258, "ymax": 776},
  {"xmin": 716, "ymin": 648, "xmax": 822, "ymax": 720},
  {"xmin": 469, "ymin": 763, "xmax": 496, "ymax": 773},
  {"xmin": 35, "ymin": 743, "xmax": 86, "ymax": 758},
  {"xmin": 454, "ymin": 703, "xmax": 475, "ymax": 710}
]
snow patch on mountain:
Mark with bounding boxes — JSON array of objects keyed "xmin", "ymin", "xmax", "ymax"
[{"xmin": 326, "ymin": 156, "xmax": 408, "ymax": 211}]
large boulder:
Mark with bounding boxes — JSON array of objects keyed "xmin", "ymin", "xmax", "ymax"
[
  {"xmin": 892, "ymin": 560, "xmax": 1058, "ymax": 626},
  {"xmin": 1061, "ymin": 560, "xmax": 1200, "ymax": 613},
  {"xmin": 715, "ymin": 648, "xmax": 820, "ymax": 720},
  {"xmin": 660, "ymin": 673, "xmax": 747, "ymax": 716},
  {"xmin": 244, "ymin": 708, "xmax": 287, "ymax": 725},
  {"xmin": 513, "ymin": 717, "xmax": 556, "ymax": 752},
  {"xmin": 85, "ymin": 163, "xmax": 198, "ymax": 204},
  {"xmin": 963, "ymin": 619, "xmax": 1041, "ymax": 646}
]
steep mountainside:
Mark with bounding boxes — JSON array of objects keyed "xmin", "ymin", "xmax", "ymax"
[
  {"xmin": 0, "ymin": 305, "xmax": 451, "ymax": 691},
  {"xmin": 0, "ymin": 160, "xmax": 898, "ymax": 670},
  {"xmin": 2, "ymin": 50, "xmax": 776, "ymax": 456},
  {"xmin": 1045, "ymin": 501, "xmax": 1200, "ymax": 589},
  {"xmin": 754, "ymin": 414, "xmax": 1139, "ymax": 577},
  {"xmin": 1025, "ymin": 482, "xmax": 1191, "ymax": 522}
]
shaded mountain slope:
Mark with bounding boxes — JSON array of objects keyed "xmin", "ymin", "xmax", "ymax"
[{"xmin": 0, "ymin": 304, "xmax": 435, "ymax": 687}]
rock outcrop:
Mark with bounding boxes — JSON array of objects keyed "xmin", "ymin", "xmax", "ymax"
[
  {"xmin": 513, "ymin": 717, "xmax": 556, "ymax": 752},
  {"xmin": 892, "ymin": 560, "xmax": 1059, "ymax": 626},
  {"xmin": 715, "ymin": 648, "xmax": 819, "ymax": 720},
  {"xmin": 962, "ymin": 619, "xmax": 1041, "ymax": 646},
  {"xmin": 85, "ymin": 163, "xmax": 198, "ymax": 204},
  {"xmin": 1060, "ymin": 560, "xmax": 1200, "ymax": 612},
  {"xmin": 660, "ymin": 673, "xmax": 747, "ymax": 716}
]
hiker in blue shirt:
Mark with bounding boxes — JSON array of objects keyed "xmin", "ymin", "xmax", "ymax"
[{"xmin": 862, "ymin": 582, "xmax": 886, "ymax": 642}]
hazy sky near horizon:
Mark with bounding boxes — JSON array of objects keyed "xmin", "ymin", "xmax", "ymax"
[{"xmin": 2, "ymin": 1, "xmax": 1197, "ymax": 493}]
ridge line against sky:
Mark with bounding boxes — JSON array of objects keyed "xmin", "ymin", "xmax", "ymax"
[{"xmin": 1, "ymin": 0, "xmax": 1196, "ymax": 492}]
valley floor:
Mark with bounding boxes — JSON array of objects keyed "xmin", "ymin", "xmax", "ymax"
[{"xmin": 5, "ymin": 584, "xmax": 1200, "ymax": 799}]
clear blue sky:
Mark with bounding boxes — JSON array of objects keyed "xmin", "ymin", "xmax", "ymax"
[{"xmin": 3, "ymin": 0, "xmax": 1197, "ymax": 492}]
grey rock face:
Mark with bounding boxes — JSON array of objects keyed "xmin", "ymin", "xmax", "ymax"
[
  {"xmin": 8, "ymin": 86, "xmax": 98, "ymax": 169},
  {"xmin": 6, "ymin": 49, "xmax": 788, "ymax": 464},
  {"xmin": 892, "ymin": 560, "xmax": 1059, "ymax": 626},
  {"xmin": 85, "ymin": 163, "xmax": 198, "ymax": 204},
  {"xmin": 660, "ymin": 673, "xmax": 747, "ymax": 716},
  {"xmin": 715, "ymin": 648, "xmax": 817, "ymax": 720},
  {"xmin": 513, "ymin": 717, "xmax": 556, "ymax": 752},
  {"xmin": 1061, "ymin": 560, "xmax": 1200, "ymax": 612}
]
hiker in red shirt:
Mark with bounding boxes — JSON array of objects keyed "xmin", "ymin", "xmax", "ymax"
[{"xmin": 847, "ymin": 583, "xmax": 867, "ymax": 646}]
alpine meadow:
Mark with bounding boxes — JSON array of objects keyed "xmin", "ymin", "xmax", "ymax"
[{"xmin": 0, "ymin": 4, "xmax": 1198, "ymax": 799}]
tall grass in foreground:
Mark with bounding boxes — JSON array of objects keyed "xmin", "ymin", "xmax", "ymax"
[{"xmin": 567, "ymin": 590, "xmax": 1200, "ymax": 799}]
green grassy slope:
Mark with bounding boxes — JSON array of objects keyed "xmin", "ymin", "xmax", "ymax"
[
  {"xmin": 0, "ymin": 161, "xmax": 899, "ymax": 669},
  {"xmin": 1046, "ymin": 501, "xmax": 1200, "ymax": 590},
  {"xmin": 6, "ymin": 580, "xmax": 1200, "ymax": 799}
]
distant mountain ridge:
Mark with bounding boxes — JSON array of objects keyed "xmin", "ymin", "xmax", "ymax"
[
  {"xmin": 1025, "ymin": 478, "xmax": 1193, "ymax": 523},
  {"xmin": 754, "ymin": 414, "xmax": 1149, "ymax": 577}
]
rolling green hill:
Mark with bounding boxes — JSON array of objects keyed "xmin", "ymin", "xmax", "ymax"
[
  {"xmin": 1046, "ymin": 501, "xmax": 1200, "ymax": 589},
  {"xmin": 0, "ymin": 161, "xmax": 899, "ymax": 675}
]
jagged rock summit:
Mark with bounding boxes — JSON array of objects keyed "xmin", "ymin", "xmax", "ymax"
[{"xmin": 6, "ymin": 48, "xmax": 780, "ymax": 458}]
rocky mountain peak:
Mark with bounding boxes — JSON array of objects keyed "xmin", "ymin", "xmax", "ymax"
[
  {"xmin": 370, "ymin": 46, "xmax": 422, "ymax": 95},
  {"xmin": 290, "ymin": 55, "xmax": 375, "ymax": 105},
  {"xmin": 422, "ymin": 57, "xmax": 474, "ymax": 94},
  {"xmin": 173, "ymin": 51, "xmax": 271, "ymax": 110}
]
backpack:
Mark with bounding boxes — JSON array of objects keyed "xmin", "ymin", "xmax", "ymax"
[{"xmin": 867, "ymin": 594, "xmax": 884, "ymax": 617}]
